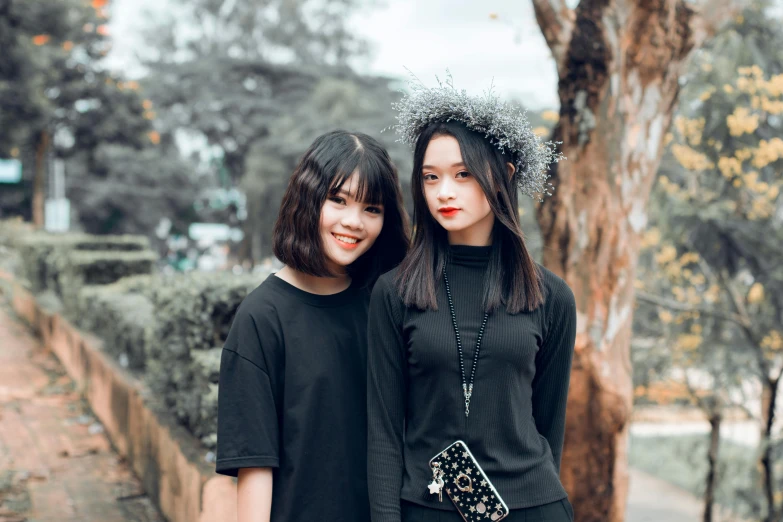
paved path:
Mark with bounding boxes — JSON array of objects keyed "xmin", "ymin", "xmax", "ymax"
[{"xmin": 0, "ymin": 298, "xmax": 163, "ymax": 522}]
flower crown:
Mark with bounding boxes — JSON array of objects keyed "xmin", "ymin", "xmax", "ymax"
[{"xmin": 389, "ymin": 71, "xmax": 564, "ymax": 200}]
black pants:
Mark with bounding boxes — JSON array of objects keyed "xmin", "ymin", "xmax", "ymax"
[{"xmin": 401, "ymin": 498, "xmax": 574, "ymax": 522}]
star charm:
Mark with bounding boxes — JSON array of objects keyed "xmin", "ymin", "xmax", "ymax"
[
  {"xmin": 495, "ymin": 503, "xmax": 503, "ymax": 511},
  {"xmin": 470, "ymin": 506, "xmax": 476, "ymax": 513},
  {"xmin": 480, "ymin": 480, "xmax": 488, "ymax": 487},
  {"xmin": 428, "ymin": 481, "xmax": 442, "ymax": 495},
  {"xmin": 454, "ymin": 496, "xmax": 460, "ymax": 502},
  {"xmin": 452, "ymin": 463, "xmax": 458, "ymax": 470},
  {"xmin": 482, "ymin": 495, "xmax": 489, "ymax": 502},
  {"xmin": 462, "ymin": 451, "xmax": 469, "ymax": 458},
  {"xmin": 466, "ymin": 467, "xmax": 472, "ymax": 474}
]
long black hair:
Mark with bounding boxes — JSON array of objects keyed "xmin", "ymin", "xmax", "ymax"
[
  {"xmin": 273, "ymin": 130, "xmax": 409, "ymax": 288},
  {"xmin": 395, "ymin": 121, "xmax": 543, "ymax": 313}
]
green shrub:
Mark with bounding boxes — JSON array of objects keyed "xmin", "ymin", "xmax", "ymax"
[
  {"xmin": 11, "ymin": 232, "xmax": 155, "ymax": 297},
  {"xmin": 78, "ymin": 285, "xmax": 155, "ymax": 370},
  {"xmin": 144, "ymin": 271, "xmax": 270, "ymax": 448},
  {"xmin": 59, "ymin": 250, "xmax": 157, "ymax": 319}
]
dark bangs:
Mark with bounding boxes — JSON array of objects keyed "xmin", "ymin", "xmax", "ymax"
[
  {"xmin": 328, "ymin": 142, "xmax": 387, "ymax": 207},
  {"xmin": 273, "ymin": 130, "xmax": 409, "ymax": 285}
]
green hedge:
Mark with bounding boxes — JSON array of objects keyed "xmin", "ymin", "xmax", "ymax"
[
  {"xmin": 146, "ymin": 272, "xmax": 268, "ymax": 448},
  {"xmin": 77, "ymin": 270, "xmax": 269, "ymax": 448},
  {"xmin": 78, "ymin": 285, "xmax": 156, "ymax": 370},
  {"xmin": 2, "ymin": 224, "xmax": 274, "ymax": 451},
  {"xmin": 11, "ymin": 231, "xmax": 155, "ymax": 297}
]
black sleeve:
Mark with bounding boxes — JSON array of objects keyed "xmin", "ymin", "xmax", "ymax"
[
  {"xmin": 531, "ymin": 279, "xmax": 576, "ymax": 474},
  {"xmin": 367, "ymin": 275, "xmax": 407, "ymax": 522},
  {"xmin": 216, "ymin": 305, "xmax": 281, "ymax": 477}
]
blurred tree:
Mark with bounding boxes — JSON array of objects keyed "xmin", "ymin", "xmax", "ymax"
[
  {"xmin": 635, "ymin": 3, "xmax": 783, "ymax": 517},
  {"xmin": 0, "ymin": 0, "xmax": 153, "ymax": 227},
  {"xmin": 139, "ymin": 0, "xmax": 407, "ymax": 261},
  {"xmin": 530, "ymin": 0, "xmax": 750, "ymax": 518}
]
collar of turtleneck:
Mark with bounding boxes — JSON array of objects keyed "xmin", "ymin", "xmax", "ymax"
[{"xmin": 448, "ymin": 244, "xmax": 491, "ymax": 269}]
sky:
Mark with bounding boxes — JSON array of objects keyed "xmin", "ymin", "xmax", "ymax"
[{"xmin": 108, "ymin": 0, "xmax": 561, "ymax": 110}]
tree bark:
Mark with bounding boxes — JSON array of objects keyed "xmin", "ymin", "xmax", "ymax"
[
  {"xmin": 703, "ymin": 412, "xmax": 721, "ymax": 522},
  {"xmin": 761, "ymin": 378, "xmax": 779, "ymax": 522},
  {"xmin": 531, "ymin": 1, "xmax": 737, "ymax": 520},
  {"xmin": 33, "ymin": 129, "xmax": 49, "ymax": 229}
]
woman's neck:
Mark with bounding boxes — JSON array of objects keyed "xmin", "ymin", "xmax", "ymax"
[{"xmin": 274, "ymin": 266, "xmax": 351, "ymax": 295}]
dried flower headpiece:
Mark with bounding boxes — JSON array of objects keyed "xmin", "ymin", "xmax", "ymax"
[{"xmin": 389, "ymin": 71, "xmax": 564, "ymax": 200}]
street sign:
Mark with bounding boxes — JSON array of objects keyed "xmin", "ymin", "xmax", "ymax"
[{"xmin": 0, "ymin": 159, "xmax": 22, "ymax": 183}]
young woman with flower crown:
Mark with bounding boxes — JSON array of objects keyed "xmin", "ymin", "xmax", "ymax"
[
  {"xmin": 216, "ymin": 130, "xmax": 408, "ymax": 522},
  {"xmin": 367, "ymin": 80, "xmax": 576, "ymax": 522}
]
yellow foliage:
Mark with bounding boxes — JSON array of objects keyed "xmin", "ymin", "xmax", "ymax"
[
  {"xmin": 541, "ymin": 110, "xmax": 559, "ymax": 122},
  {"xmin": 679, "ymin": 252, "xmax": 700, "ymax": 266},
  {"xmin": 718, "ymin": 157, "xmax": 742, "ymax": 179},
  {"xmin": 761, "ymin": 97, "xmax": 783, "ymax": 115},
  {"xmin": 701, "ymin": 63, "xmax": 713, "ymax": 73},
  {"xmin": 641, "ymin": 228, "xmax": 661, "ymax": 248},
  {"xmin": 764, "ymin": 74, "xmax": 783, "ymax": 97},
  {"xmin": 735, "ymin": 148, "xmax": 753, "ymax": 162},
  {"xmin": 723, "ymin": 84, "xmax": 734, "ymax": 94},
  {"xmin": 727, "ymin": 107, "xmax": 759, "ymax": 136},
  {"xmin": 147, "ymin": 131, "xmax": 160, "ymax": 145},
  {"xmin": 142, "ymin": 100, "xmax": 153, "ymax": 110},
  {"xmin": 672, "ymin": 144, "xmax": 714, "ymax": 171},
  {"xmin": 672, "ymin": 286, "xmax": 687, "ymax": 302},
  {"xmin": 747, "ymin": 283, "xmax": 765, "ymax": 304},
  {"xmin": 674, "ymin": 117, "xmax": 705, "ymax": 146},
  {"xmin": 752, "ymin": 138, "xmax": 783, "ymax": 168},
  {"xmin": 699, "ymin": 88, "xmax": 716, "ymax": 101},
  {"xmin": 678, "ymin": 333, "xmax": 703, "ymax": 351},
  {"xmin": 704, "ymin": 284, "xmax": 721, "ymax": 303},
  {"xmin": 658, "ymin": 310, "xmax": 674, "ymax": 324},
  {"xmin": 691, "ymin": 324, "xmax": 703, "ymax": 334},
  {"xmin": 664, "ymin": 133, "xmax": 674, "ymax": 146},
  {"xmin": 656, "ymin": 245, "xmax": 678, "ymax": 265},
  {"xmin": 690, "ymin": 273, "xmax": 706, "ymax": 286},
  {"xmin": 762, "ymin": 331, "xmax": 783, "ymax": 351},
  {"xmin": 658, "ymin": 176, "xmax": 681, "ymax": 196},
  {"xmin": 533, "ymin": 127, "xmax": 549, "ymax": 138}
]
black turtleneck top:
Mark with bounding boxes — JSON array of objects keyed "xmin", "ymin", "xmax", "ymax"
[{"xmin": 367, "ymin": 245, "xmax": 577, "ymax": 521}]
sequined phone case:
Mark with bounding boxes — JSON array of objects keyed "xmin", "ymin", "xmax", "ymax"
[{"xmin": 428, "ymin": 440, "xmax": 510, "ymax": 522}]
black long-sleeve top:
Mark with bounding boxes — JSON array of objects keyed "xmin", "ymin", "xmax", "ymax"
[{"xmin": 367, "ymin": 245, "xmax": 577, "ymax": 521}]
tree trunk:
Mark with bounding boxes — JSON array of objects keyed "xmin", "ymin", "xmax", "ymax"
[
  {"xmin": 33, "ymin": 129, "xmax": 49, "ymax": 229},
  {"xmin": 703, "ymin": 412, "xmax": 722, "ymax": 522},
  {"xmin": 531, "ymin": 1, "xmax": 734, "ymax": 520},
  {"xmin": 761, "ymin": 378, "xmax": 779, "ymax": 522}
]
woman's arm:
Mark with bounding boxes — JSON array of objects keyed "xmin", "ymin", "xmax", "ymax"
[
  {"xmin": 237, "ymin": 468, "xmax": 273, "ymax": 522},
  {"xmin": 531, "ymin": 279, "xmax": 577, "ymax": 473},
  {"xmin": 367, "ymin": 276, "xmax": 407, "ymax": 522}
]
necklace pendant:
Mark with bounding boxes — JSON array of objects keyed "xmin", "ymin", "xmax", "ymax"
[{"xmin": 463, "ymin": 387, "xmax": 472, "ymax": 417}]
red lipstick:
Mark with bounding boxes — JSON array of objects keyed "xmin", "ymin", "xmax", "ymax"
[{"xmin": 438, "ymin": 207, "xmax": 460, "ymax": 217}]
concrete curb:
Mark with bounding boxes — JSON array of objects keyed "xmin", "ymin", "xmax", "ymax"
[{"xmin": 0, "ymin": 271, "xmax": 237, "ymax": 522}]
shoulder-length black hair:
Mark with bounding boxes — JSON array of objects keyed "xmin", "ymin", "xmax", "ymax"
[
  {"xmin": 273, "ymin": 130, "xmax": 409, "ymax": 288},
  {"xmin": 395, "ymin": 121, "xmax": 543, "ymax": 313}
]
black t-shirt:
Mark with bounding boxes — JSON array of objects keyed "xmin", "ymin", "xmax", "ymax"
[{"xmin": 216, "ymin": 273, "xmax": 371, "ymax": 522}]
